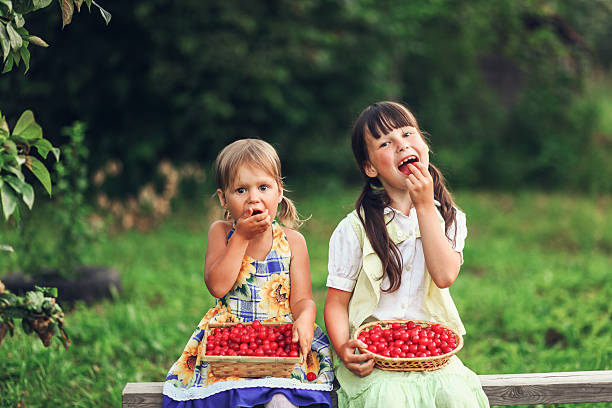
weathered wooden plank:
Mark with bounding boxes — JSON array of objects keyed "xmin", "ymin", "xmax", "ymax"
[
  {"xmin": 480, "ymin": 371, "xmax": 612, "ymax": 406},
  {"xmin": 122, "ymin": 371, "xmax": 612, "ymax": 407},
  {"xmin": 122, "ymin": 382, "xmax": 163, "ymax": 408}
]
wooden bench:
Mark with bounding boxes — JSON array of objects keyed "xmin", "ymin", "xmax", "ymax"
[{"xmin": 123, "ymin": 370, "xmax": 612, "ymax": 407}]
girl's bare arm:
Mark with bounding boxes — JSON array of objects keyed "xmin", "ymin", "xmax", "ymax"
[
  {"xmin": 416, "ymin": 205, "xmax": 461, "ymax": 288},
  {"xmin": 406, "ymin": 161, "xmax": 461, "ymax": 288},
  {"xmin": 286, "ymin": 228, "xmax": 316, "ymax": 359},
  {"xmin": 204, "ymin": 221, "xmax": 249, "ymax": 298},
  {"xmin": 324, "ymin": 288, "xmax": 374, "ymax": 377}
]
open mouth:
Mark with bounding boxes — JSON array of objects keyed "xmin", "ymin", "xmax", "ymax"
[
  {"xmin": 398, "ymin": 156, "xmax": 419, "ymax": 176},
  {"xmin": 252, "ymin": 210, "xmax": 263, "ymax": 215}
]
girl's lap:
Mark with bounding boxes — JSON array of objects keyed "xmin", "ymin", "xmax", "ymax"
[{"xmin": 335, "ymin": 356, "xmax": 489, "ymax": 408}]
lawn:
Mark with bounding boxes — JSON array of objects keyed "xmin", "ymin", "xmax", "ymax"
[{"xmin": 1, "ymin": 188, "xmax": 611, "ymax": 407}]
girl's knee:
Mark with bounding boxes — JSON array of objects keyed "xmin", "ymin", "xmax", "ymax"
[{"xmin": 264, "ymin": 393, "xmax": 299, "ymax": 408}]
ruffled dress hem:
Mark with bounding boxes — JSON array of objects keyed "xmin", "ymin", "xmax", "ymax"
[{"xmin": 163, "ymin": 386, "xmax": 333, "ymax": 408}]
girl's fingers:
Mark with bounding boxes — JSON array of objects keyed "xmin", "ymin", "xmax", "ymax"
[
  {"xmin": 346, "ymin": 352, "xmax": 374, "ymax": 363},
  {"xmin": 300, "ymin": 342, "xmax": 310, "ymax": 362},
  {"xmin": 347, "ymin": 358, "xmax": 375, "ymax": 377},
  {"xmin": 410, "ymin": 162, "xmax": 428, "ymax": 179},
  {"xmin": 292, "ymin": 327, "xmax": 299, "ymax": 343}
]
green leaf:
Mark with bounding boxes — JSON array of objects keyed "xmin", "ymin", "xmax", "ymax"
[
  {"xmin": 13, "ymin": 13, "xmax": 25, "ymax": 28},
  {"xmin": 0, "ymin": 24, "xmax": 10, "ymax": 61},
  {"xmin": 0, "ymin": 292, "xmax": 18, "ymax": 307},
  {"xmin": 5, "ymin": 162, "xmax": 25, "ymax": 181},
  {"xmin": 14, "ymin": 0, "xmax": 34, "ymax": 14},
  {"xmin": 25, "ymin": 155, "xmax": 51, "ymax": 195},
  {"xmin": 35, "ymin": 286, "xmax": 57, "ymax": 297},
  {"xmin": 0, "ymin": 1, "xmax": 12, "ymax": 13},
  {"xmin": 15, "ymin": 26, "xmax": 27, "ymax": 36},
  {"xmin": 13, "ymin": 109, "xmax": 35, "ymax": 136},
  {"xmin": 32, "ymin": 138, "xmax": 59, "ymax": 160},
  {"xmin": 12, "ymin": 48, "xmax": 20, "ymax": 66},
  {"xmin": 4, "ymin": 174, "xmax": 34, "ymax": 209},
  {"xmin": 33, "ymin": 0, "xmax": 52, "ymax": 9},
  {"xmin": 5, "ymin": 22, "xmax": 22, "ymax": 51},
  {"xmin": 3, "ymin": 139, "xmax": 17, "ymax": 155},
  {"xmin": 0, "ymin": 112, "xmax": 8, "ymax": 134},
  {"xmin": 25, "ymin": 290, "xmax": 44, "ymax": 311},
  {"xmin": 0, "ymin": 182, "xmax": 18, "ymax": 220},
  {"xmin": 14, "ymin": 0, "xmax": 52, "ymax": 14},
  {"xmin": 1, "ymin": 49, "xmax": 12, "ymax": 72},
  {"xmin": 19, "ymin": 44, "xmax": 29, "ymax": 73},
  {"xmin": 14, "ymin": 120, "xmax": 43, "ymax": 142},
  {"xmin": 50, "ymin": 146, "xmax": 60, "ymax": 161},
  {"xmin": 59, "ymin": 0, "xmax": 73, "ymax": 28}
]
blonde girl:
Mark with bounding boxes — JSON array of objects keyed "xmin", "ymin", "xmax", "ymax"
[
  {"xmin": 324, "ymin": 102, "xmax": 489, "ymax": 407},
  {"xmin": 163, "ymin": 139, "xmax": 334, "ymax": 408}
]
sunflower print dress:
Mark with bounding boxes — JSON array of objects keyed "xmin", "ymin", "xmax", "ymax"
[{"xmin": 163, "ymin": 221, "xmax": 335, "ymax": 407}]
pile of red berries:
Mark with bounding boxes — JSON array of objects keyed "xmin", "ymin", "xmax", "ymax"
[
  {"xmin": 357, "ymin": 321, "xmax": 458, "ymax": 359},
  {"xmin": 205, "ymin": 321, "xmax": 300, "ymax": 358}
]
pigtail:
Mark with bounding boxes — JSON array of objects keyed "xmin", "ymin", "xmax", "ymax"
[
  {"xmin": 356, "ymin": 180, "xmax": 403, "ymax": 292},
  {"xmin": 428, "ymin": 163, "xmax": 458, "ymax": 244},
  {"xmin": 277, "ymin": 195, "xmax": 308, "ymax": 229}
]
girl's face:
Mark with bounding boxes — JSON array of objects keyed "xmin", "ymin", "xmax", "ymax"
[
  {"xmin": 218, "ymin": 164, "xmax": 283, "ymax": 221},
  {"xmin": 363, "ymin": 125, "xmax": 430, "ymax": 191}
]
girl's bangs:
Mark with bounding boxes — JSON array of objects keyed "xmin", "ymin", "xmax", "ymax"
[{"xmin": 365, "ymin": 104, "xmax": 416, "ymax": 139}]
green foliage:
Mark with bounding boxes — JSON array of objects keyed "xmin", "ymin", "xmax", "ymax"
[
  {"xmin": 1, "ymin": 1, "xmax": 611, "ymax": 194},
  {"xmin": 11, "ymin": 121, "xmax": 96, "ymax": 278},
  {"xmin": 0, "ymin": 109, "xmax": 59, "ymax": 221},
  {"xmin": 52, "ymin": 121, "xmax": 94, "ymax": 277},
  {"xmin": 0, "ymin": 283, "xmax": 69, "ymax": 349},
  {"xmin": 0, "ymin": 0, "xmax": 109, "ymax": 74}
]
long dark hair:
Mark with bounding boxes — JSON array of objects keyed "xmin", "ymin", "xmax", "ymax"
[{"xmin": 351, "ymin": 101, "xmax": 457, "ymax": 292}]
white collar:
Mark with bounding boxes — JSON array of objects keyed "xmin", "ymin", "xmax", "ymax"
[{"xmin": 383, "ymin": 200, "xmax": 441, "ymax": 217}]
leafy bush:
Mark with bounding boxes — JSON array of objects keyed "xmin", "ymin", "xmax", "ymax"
[
  {"xmin": 52, "ymin": 121, "xmax": 95, "ymax": 277},
  {"xmin": 1, "ymin": 1, "xmax": 610, "ymax": 192},
  {"xmin": 0, "ymin": 109, "xmax": 59, "ymax": 221},
  {"xmin": 0, "ymin": 283, "xmax": 69, "ymax": 349}
]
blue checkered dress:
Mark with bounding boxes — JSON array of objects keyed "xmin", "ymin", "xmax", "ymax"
[{"xmin": 163, "ymin": 221, "xmax": 334, "ymax": 405}]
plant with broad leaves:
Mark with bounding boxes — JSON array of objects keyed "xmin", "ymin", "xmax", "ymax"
[
  {"xmin": 0, "ymin": 109, "xmax": 59, "ymax": 222},
  {"xmin": 0, "ymin": 0, "xmax": 110, "ymax": 73},
  {"xmin": 0, "ymin": 281, "xmax": 69, "ymax": 348}
]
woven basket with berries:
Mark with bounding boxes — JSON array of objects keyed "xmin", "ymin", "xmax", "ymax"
[
  {"xmin": 202, "ymin": 321, "xmax": 301, "ymax": 378},
  {"xmin": 354, "ymin": 320, "xmax": 463, "ymax": 372}
]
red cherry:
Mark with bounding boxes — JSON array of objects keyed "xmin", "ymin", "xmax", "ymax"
[{"xmin": 306, "ymin": 372, "xmax": 317, "ymax": 382}]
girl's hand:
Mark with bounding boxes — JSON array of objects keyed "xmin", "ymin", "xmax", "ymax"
[
  {"xmin": 337, "ymin": 339, "xmax": 375, "ymax": 377},
  {"xmin": 234, "ymin": 208, "xmax": 271, "ymax": 240},
  {"xmin": 406, "ymin": 161, "xmax": 434, "ymax": 209},
  {"xmin": 292, "ymin": 316, "xmax": 314, "ymax": 362}
]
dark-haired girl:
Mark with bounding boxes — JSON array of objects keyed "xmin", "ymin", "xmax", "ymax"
[{"xmin": 324, "ymin": 102, "xmax": 489, "ymax": 407}]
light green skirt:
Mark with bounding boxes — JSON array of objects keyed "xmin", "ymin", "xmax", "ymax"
[{"xmin": 335, "ymin": 356, "xmax": 489, "ymax": 408}]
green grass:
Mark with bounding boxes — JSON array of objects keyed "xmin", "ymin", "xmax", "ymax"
[{"xmin": 1, "ymin": 189, "xmax": 612, "ymax": 407}]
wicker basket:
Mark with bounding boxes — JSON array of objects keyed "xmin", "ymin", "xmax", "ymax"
[
  {"xmin": 202, "ymin": 322, "xmax": 300, "ymax": 378},
  {"xmin": 354, "ymin": 320, "xmax": 463, "ymax": 372}
]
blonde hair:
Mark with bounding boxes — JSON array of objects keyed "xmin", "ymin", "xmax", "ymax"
[{"xmin": 215, "ymin": 139, "xmax": 304, "ymax": 228}]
